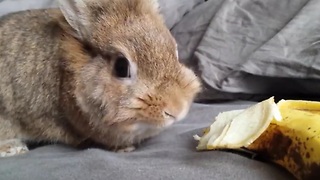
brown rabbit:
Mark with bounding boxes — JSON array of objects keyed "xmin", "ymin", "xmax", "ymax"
[{"xmin": 0, "ymin": 0, "xmax": 201, "ymax": 157}]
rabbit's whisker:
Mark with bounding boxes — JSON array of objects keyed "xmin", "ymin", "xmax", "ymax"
[
  {"xmin": 123, "ymin": 107, "xmax": 143, "ymax": 110},
  {"xmin": 136, "ymin": 97, "xmax": 150, "ymax": 106},
  {"xmin": 147, "ymin": 94, "xmax": 153, "ymax": 101}
]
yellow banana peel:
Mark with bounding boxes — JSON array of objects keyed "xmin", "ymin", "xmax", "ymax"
[{"xmin": 194, "ymin": 97, "xmax": 320, "ymax": 180}]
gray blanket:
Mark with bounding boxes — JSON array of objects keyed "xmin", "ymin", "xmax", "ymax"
[
  {"xmin": 0, "ymin": 102, "xmax": 293, "ymax": 180},
  {"xmin": 170, "ymin": 0, "xmax": 320, "ymax": 101}
]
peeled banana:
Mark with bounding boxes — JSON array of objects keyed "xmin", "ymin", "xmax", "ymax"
[{"xmin": 194, "ymin": 97, "xmax": 320, "ymax": 180}]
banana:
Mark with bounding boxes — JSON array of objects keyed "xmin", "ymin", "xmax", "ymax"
[
  {"xmin": 194, "ymin": 98, "xmax": 320, "ymax": 180},
  {"xmin": 193, "ymin": 97, "xmax": 282, "ymax": 150}
]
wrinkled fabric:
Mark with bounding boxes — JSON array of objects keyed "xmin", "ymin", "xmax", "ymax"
[{"xmin": 171, "ymin": 0, "xmax": 320, "ymax": 100}]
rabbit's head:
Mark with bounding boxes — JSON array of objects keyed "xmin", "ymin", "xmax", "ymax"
[{"xmin": 59, "ymin": 0, "xmax": 201, "ymax": 148}]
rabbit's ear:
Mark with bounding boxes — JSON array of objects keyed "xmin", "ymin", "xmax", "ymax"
[{"xmin": 58, "ymin": 0, "xmax": 89, "ymax": 39}]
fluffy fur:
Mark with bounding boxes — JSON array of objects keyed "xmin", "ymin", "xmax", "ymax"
[{"xmin": 0, "ymin": 0, "xmax": 201, "ymax": 156}]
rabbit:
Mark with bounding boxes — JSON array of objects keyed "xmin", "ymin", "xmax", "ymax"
[{"xmin": 0, "ymin": 0, "xmax": 201, "ymax": 157}]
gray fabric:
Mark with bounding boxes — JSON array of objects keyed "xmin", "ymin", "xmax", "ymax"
[
  {"xmin": 0, "ymin": 0, "xmax": 57, "ymax": 16},
  {"xmin": 0, "ymin": 102, "xmax": 293, "ymax": 180},
  {"xmin": 171, "ymin": 0, "xmax": 320, "ymax": 100}
]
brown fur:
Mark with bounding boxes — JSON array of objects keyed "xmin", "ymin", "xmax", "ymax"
[{"xmin": 0, "ymin": 0, "xmax": 201, "ymax": 155}]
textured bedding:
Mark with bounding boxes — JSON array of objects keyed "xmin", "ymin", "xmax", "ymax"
[{"xmin": 0, "ymin": 102, "xmax": 293, "ymax": 180}]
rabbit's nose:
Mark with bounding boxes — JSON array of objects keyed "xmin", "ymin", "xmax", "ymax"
[{"xmin": 163, "ymin": 99, "xmax": 189, "ymax": 122}]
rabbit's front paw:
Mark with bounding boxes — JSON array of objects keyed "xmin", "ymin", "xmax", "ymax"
[
  {"xmin": 0, "ymin": 139, "xmax": 29, "ymax": 157},
  {"xmin": 115, "ymin": 146, "xmax": 136, "ymax": 153}
]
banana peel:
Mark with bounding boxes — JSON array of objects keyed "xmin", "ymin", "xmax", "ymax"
[{"xmin": 194, "ymin": 97, "xmax": 320, "ymax": 180}]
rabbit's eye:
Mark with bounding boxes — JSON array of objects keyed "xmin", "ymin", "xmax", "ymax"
[{"xmin": 113, "ymin": 56, "xmax": 131, "ymax": 78}]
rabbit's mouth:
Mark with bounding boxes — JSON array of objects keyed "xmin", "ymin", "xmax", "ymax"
[
  {"xmin": 125, "ymin": 121, "xmax": 172, "ymax": 141},
  {"xmin": 125, "ymin": 118, "xmax": 175, "ymax": 134},
  {"xmin": 101, "ymin": 120, "xmax": 171, "ymax": 149}
]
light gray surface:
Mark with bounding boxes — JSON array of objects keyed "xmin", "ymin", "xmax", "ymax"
[
  {"xmin": 0, "ymin": 102, "xmax": 293, "ymax": 180},
  {"xmin": 0, "ymin": 0, "xmax": 57, "ymax": 16}
]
